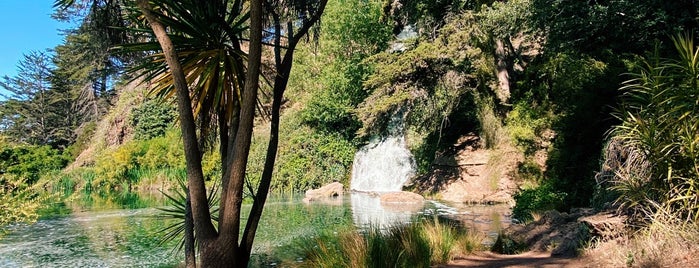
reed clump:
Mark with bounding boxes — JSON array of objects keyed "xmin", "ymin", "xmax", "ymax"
[{"xmin": 292, "ymin": 218, "xmax": 483, "ymax": 268}]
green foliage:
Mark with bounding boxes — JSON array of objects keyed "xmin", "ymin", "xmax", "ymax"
[
  {"xmin": 361, "ymin": 42, "xmax": 452, "ymax": 136},
  {"xmin": 0, "ymin": 51, "xmax": 76, "ymax": 147},
  {"xmin": 0, "ymin": 143, "xmax": 69, "ymax": 184},
  {"xmin": 505, "ymin": 100, "xmax": 553, "ymax": 154},
  {"xmin": 515, "ymin": 159, "xmax": 544, "ymax": 183},
  {"xmin": 531, "ymin": 0, "xmax": 698, "ymax": 56},
  {"xmin": 94, "ymin": 142, "xmax": 143, "ymax": 190},
  {"xmin": 609, "ymin": 34, "xmax": 699, "ymax": 222},
  {"xmin": 358, "ymin": 9, "xmax": 511, "ymax": 177},
  {"xmin": 512, "ymin": 182, "xmax": 566, "ymax": 222},
  {"xmin": 0, "ymin": 175, "xmax": 56, "ymax": 228},
  {"xmin": 381, "ymin": 0, "xmax": 483, "ymax": 35},
  {"xmin": 92, "ymin": 129, "xmax": 184, "ymax": 191},
  {"xmin": 512, "ymin": 51, "xmax": 619, "ymax": 210},
  {"xmin": 478, "ymin": 0, "xmax": 533, "ymax": 39},
  {"xmin": 247, "ymin": 115, "xmax": 356, "ymax": 195},
  {"xmin": 322, "ymin": 0, "xmax": 392, "ymax": 62},
  {"xmin": 298, "ymin": 0, "xmax": 392, "ymax": 138},
  {"xmin": 158, "ymin": 177, "xmax": 219, "ymax": 254},
  {"xmin": 121, "ymin": 0, "xmax": 250, "ymax": 144},
  {"xmin": 300, "ymin": 87, "xmax": 362, "ymax": 139},
  {"xmin": 129, "ymin": 99, "xmax": 176, "ymax": 140}
]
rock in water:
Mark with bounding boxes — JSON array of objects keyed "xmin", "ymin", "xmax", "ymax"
[
  {"xmin": 379, "ymin": 191, "xmax": 424, "ymax": 204},
  {"xmin": 303, "ymin": 182, "xmax": 344, "ymax": 203}
]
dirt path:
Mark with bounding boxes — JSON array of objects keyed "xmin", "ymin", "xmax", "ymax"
[{"xmin": 440, "ymin": 251, "xmax": 593, "ymax": 268}]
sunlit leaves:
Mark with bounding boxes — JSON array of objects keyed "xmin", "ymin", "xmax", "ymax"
[
  {"xmin": 612, "ymin": 34, "xmax": 699, "ymax": 222},
  {"xmin": 119, "ymin": 0, "xmax": 250, "ymax": 136}
]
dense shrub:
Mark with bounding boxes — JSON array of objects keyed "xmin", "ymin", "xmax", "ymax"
[
  {"xmin": 247, "ymin": 115, "xmax": 355, "ymax": 195},
  {"xmin": 92, "ymin": 129, "xmax": 184, "ymax": 191},
  {"xmin": 129, "ymin": 99, "xmax": 176, "ymax": 140},
  {"xmin": 512, "ymin": 182, "xmax": 566, "ymax": 222},
  {"xmin": 0, "ymin": 175, "xmax": 56, "ymax": 228},
  {"xmin": 0, "ymin": 143, "xmax": 69, "ymax": 184},
  {"xmin": 606, "ymin": 35, "xmax": 699, "ymax": 222}
]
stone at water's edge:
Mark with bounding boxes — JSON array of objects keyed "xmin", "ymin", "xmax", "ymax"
[
  {"xmin": 303, "ymin": 182, "xmax": 344, "ymax": 203},
  {"xmin": 379, "ymin": 191, "xmax": 424, "ymax": 204}
]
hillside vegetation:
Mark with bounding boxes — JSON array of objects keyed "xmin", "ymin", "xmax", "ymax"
[{"xmin": 1, "ymin": 0, "xmax": 698, "ymax": 264}]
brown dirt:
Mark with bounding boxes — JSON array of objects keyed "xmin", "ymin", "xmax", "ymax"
[
  {"xmin": 411, "ymin": 134, "xmax": 521, "ymax": 205},
  {"xmin": 442, "ymin": 251, "xmax": 594, "ymax": 268}
]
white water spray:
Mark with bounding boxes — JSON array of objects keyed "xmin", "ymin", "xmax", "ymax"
[{"xmin": 350, "ymin": 114, "xmax": 416, "ymax": 192}]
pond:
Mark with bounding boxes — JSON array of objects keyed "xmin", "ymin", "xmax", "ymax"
[{"xmin": 0, "ymin": 192, "xmax": 511, "ymax": 267}]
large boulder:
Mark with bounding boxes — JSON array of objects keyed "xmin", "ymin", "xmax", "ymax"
[{"xmin": 303, "ymin": 182, "xmax": 343, "ymax": 203}]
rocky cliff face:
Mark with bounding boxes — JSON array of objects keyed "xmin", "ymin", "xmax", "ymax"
[
  {"xmin": 409, "ymin": 134, "xmax": 522, "ymax": 205},
  {"xmin": 67, "ymin": 81, "xmax": 143, "ymax": 169}
]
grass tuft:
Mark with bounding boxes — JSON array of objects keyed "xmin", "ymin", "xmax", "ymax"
[{"xmin": 293, "ymin": 218, "xmax": 483, "ymax": 267}]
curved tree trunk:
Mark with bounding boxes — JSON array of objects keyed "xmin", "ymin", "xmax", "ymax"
[{"xmin": 241, "ymin": 0, "xmax": 328, "ymax": 258}]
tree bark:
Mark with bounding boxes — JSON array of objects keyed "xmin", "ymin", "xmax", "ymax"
[
  {"xmin": 240, "ymin": 0, "xmax": 328, "ymax": 258},
  {"xmin": 214, "ymin": 0, "xmax": 263, "ymax": 266},
  {"xmin": 138, "ymin": 0, "xmax": 325, "ymax": 265},
  {"xmin": 494, "ymin": 38, "xmax": 511, "ymax": 104},
  {"xmin": 135, "ymin": 0, "xmax": 217, "ymax": 255}
]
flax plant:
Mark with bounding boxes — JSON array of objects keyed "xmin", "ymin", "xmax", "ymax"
[{"xmin": 611, "ymin": 33, "xmax": 699, "ymax": 223}]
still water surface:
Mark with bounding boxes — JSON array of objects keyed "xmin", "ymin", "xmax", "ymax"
[{"xmin": 0, "ymin": 192, "xmax": 510, "ymax": 267}]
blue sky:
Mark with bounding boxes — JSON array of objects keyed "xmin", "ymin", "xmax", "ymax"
[{"xmin": 0, "ymin": 0, "xmax": 72, "ymax": 98}]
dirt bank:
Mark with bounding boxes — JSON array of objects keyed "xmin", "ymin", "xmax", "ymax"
[
  {"xmin": 443, "ymin": 251, "xmax": 591, "ymax": 268},
  {"xmin": 409, "ymin": 134, "xmax": 521, "ymax": 205}
]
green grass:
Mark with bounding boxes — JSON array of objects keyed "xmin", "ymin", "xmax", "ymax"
[{"xmin": 290, "ymin": 218, "xmax": 483, "ymax": 267}]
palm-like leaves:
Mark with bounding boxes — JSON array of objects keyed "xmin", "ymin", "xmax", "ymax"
[
  {"xmin": 612, "ymin": 33, "xmax": 699, "ymax": 222},
  {"xmin": 158, "ymin": 177, "xmax": 220, "ymax": 254},
  {"xmin": 119, "ymin": 0, "xmax": 252, "ymax": 142}
]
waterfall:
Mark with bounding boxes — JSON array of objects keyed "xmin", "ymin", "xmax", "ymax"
[{"xmin": 350, "ymin": 114, "xmax": 416, "ymax": 192}]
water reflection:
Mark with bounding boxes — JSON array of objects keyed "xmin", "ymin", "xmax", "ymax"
[
  {"xmin": 349, "ymin": 193, "xmax": 418, "ymax": 229},
  {"xmin": 0, "ymin": 208, "xmax": 179, "ymax": 268},
  {"xmin": 421, "ymin": 200, "xmax": 512, "ymax": 243},
  {"xmin": 0, "ymin": 192, "xmax": 511, "ymax": 267},
  {"xmin": 348, "ymin": 193, "xmax": 511, "ymax": 239}
]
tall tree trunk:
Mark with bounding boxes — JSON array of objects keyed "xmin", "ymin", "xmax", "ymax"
[
  {"xmin": 136, "ymin": 0, "xmax": 217, "ymax": 254},
  {"xmin": 211, "ymin": 0, "xmax": 263, "ymax": 266},
  {"xmin": 494, "ymin": 38, "xmax": 511, "ymax": 104},
  {"xmin": 240, "ymin": 0, "xmax": 328, "ymax": 259}
]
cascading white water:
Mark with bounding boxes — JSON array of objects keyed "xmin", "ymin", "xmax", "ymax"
[{"xmin": 350, "ymin": 114, "xmax": 416, "ymax": 192}]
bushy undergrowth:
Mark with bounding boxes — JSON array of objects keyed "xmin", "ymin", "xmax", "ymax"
[
  {"xmin": 512, "ymin": 182, "xmax": 566, "ymax": 222},
  {"xmin": 293, "ymin": 219, "xmax": 482, "ymax": 268},
  {"xmin": 129, "ymin": 99, "xmax": 177, "ymax": 140},
  {"xmin": 604, "ymin": 35, "xmax": 699, "ymax": 223},
  {"xmin": 91, "ymin": 129, "xmax": 185, "ymax": 191},
  {"xmin": 246, "ymin": 113, "xmax": 356, "ymax": 195},
  {"xmin": 0, "ymin": 143, "xmax": 70, "ymax": 184},
  {"xmin": 0, "ymin": 175, "xmax": 57, "ymax": 228}
]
